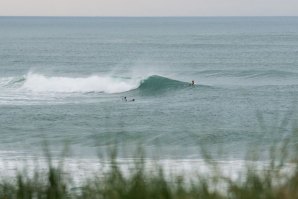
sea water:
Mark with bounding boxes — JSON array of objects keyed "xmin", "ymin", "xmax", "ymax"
[{"xmin": 0, "ymin": 17, "xmax": 298, "ymax": 167}]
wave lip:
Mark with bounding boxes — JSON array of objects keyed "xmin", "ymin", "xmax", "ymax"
[{"xmin": 21, "ymin": 73, "xmax": 140, "ymax": 94}]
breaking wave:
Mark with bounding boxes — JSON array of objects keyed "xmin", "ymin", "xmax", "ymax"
[
  {"xmin": 19, "ymin": 73, "xmax": 140, "ymax": 93},
  {"xmin": 0, "ymin": 73, "xmax": 189, "ymax": 95}
]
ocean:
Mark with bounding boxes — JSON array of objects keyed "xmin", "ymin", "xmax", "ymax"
[{"xmin": 0, "ymin": 17, "xmax": 298, "ymax": 166}]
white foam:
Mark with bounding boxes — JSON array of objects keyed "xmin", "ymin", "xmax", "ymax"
[
  {"xmin": 0, "ymin": 154, "xmax": 294, "ymax": 187},
  {"xmin": 21, "ymin": 73, "xmax": 141, "ymax": 94}
]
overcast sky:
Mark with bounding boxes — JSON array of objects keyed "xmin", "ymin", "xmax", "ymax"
[{"xmin": 0, "ymin": 0, "xmax": 297, "ymax": 16}]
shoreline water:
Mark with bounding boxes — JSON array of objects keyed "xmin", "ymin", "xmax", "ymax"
[{"xmin": 0, "ymin": 141, "xmax": 297, "ymax": 199}]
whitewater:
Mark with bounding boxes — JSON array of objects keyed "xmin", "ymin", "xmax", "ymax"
[{"xmin": 0, "ymin": 17, "xmax": 298, "ymax": 178}]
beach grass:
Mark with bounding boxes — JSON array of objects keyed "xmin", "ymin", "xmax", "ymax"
[{"xmin": 1, "ymin": 130, "xmax": 298, "ymax": 199}]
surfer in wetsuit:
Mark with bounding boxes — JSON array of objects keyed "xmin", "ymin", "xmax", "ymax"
[
  {"xmin": 123, "ymin": 96, "xmax": 135, "ymax": 102},
  {"xmin": 190, "ymin": 80, "xmax": 195, "ymax": 86}
]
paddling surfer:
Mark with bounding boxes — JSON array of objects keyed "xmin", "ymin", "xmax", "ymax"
[{"xmin": 122, "ymin": 96, "xmax": 135, "ymax": 102}]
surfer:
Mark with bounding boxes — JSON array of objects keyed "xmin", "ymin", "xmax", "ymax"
[
  {"xmin": 190, "ymin": 80, "xmax": 195, "ymax": 86},
  {"xmin": 122, "ymin": 96, "xmax": 135, "ymax": 102}
]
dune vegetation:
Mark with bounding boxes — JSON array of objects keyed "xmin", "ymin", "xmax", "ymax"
[{"xmin": 0, "ymin": 131, "xmax": 298, "ymax": 199}]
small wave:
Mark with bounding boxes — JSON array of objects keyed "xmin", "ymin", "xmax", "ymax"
[
  {"xmin": 0, "ymin": 78, "xmax": 12, "ymax": 88},
  {"xmin": 21, "ymin": 73, "xmax": 140, "ymax": 94},
  {"xmin": 199, "ymin": 69, "xmax": 298, "ymax": 79},
  {"xmin": 0, "ymin": 77, "xmax": 25, "ymax": 88}
]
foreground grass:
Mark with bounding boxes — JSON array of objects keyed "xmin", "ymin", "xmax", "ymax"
[
  {"xmin": 0, "ymin": 146, "xmax": 298, "ymax": 199},
  {"xmin": 1, "ymin": 125, "xmax": 298, "ymax": 199}
]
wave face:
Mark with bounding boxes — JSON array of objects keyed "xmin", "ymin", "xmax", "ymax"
[
  {"xmin": 137, "ymin": 75, "xmax": 187, "ymax": 95},
  {"xmin": 20, "ymin": 73, "xmax": 140, "ymax": 94}
]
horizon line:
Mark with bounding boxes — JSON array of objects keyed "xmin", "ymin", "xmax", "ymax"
[{"xmin": 0, "ymin": 15, "xmax": 298, "ymax": 18}]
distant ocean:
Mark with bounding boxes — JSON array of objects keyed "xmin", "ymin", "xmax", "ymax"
[{"xmin": 0, "ymin": 17, "xmax": 298, "ymax": 167}]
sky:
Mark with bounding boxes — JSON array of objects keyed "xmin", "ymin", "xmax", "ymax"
[{"xmin": 0, "ymin": 0, "xmax": 297, "ymax": 16}]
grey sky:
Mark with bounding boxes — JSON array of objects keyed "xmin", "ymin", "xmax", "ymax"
[{"xmin": 0, "ymin": 0, "xmax": 297, "ymax": 16}]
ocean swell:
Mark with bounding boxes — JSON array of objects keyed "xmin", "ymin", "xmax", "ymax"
[{"xmin": 137, "ymin": 75, "xmax": 188, "ymax": 95}]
